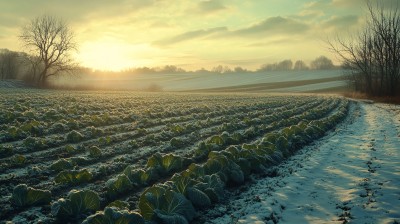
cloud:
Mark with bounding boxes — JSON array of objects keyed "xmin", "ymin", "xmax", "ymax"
[
  {"xmin": 321, "ymin": 15, "xmax": 360, "ymax": 31},
  {"xmin": 198, "ymin": 0, "xmax": 227, "ymax": 14},
  {"xmin": 233, "ymin": 16, "xmax": 310, "ymax": 36},
  {"xmin": 153, "ymin": 27, "xmax": 228, "ymax": 46},
  {"xmin": 246, "ymin": 38, "xmax": 302, "ymax": 48},
  {"xmin": 0, "ymin": 0, "xmax": 157, "ymax": 26}
]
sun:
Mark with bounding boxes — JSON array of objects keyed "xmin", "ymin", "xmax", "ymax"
[{"xmin": 77, "ymin": 40, "xmax": 144, "ymax": 71}]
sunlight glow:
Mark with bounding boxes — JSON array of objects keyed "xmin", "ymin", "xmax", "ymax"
[{"xmin": 77, "ymin": 40, "xmax": 151, "ymax": 71}]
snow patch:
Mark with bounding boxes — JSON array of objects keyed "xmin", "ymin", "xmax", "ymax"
[{"xmin": 204, "ymin": 102, "xmax": 400, "ymax": 224}]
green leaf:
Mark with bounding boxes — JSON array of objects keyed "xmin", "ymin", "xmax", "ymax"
[
  {"xmin": 106, "ymin": 174, "xmax": 132, "ymax": 198},
  {"xmin": 0, "ymin": 144, "xmax": 13, "ymax": 157},
  {"xmin": 228, "ymin": 162, "xmax": 244, "ymax": 184},
  {"xmin": 186, "ymin": 187, "xmax": 211, "ymax": 208},
  {"xmin": 170, "ymin": 137, "xmax": 184, "ymax": 148},
  {"xmin": 26, "ymin": 187, "xmax": 51, "ymax": 205},
  {"xmin": 242, "ymin": 143, "xmax": 257, "ymax": 150},
  {"xmin": 11, "ymin": 184, "xmax": 51, "ymax": 207},
  {"xmin": 162, "ymin": 190, "xmax": 195, "ymax": 222},
  {"xmin": 107, "ymin": 200, "xmax": 130, "ymax": 210},
  {"xmin": 139, "ymin": 186, "xmax": 195, "ymax": 222},
  {"xmin": 146, "ymin": 153, "xmax": 184, "ymax": 175},
  {"xmin": 54, "ymin": 169, "xmax": 93, "ymax": 185},
  {"xmin": 82, "ymin": 207, "xmax": 145, "ymax": 224},
  {"xmin": 207, "ymin": 135, "xmax": 224, "ymax": 145},
  {"xmin": 66, "ymin": 130, "xmax": 84, "ymax": 143},
  {"xmin": 11, "ymin": 184, "xmax": 28, "ymax": 206},
  {"xmin": 146, "ymin": 153, "xmax": 162, "ymax": 169},
  {"xmin": 139, "ymin": 185, "xmax": 167, "ymax": 220},
  {"xmin": 264, "ymin": 132, "xmax": 279, "ymax": 144},
  {"xmin": 154, "ymin": 210, "xmax": 188, "ymax": 224},
  {"xmin": 275, "ymin": 136, "xmax": 289, "ymax": 156},
  {"xmin": 236, "ymin": 158, "xmax": 251, "ymax": 176},
  {"xmin": 181, "ymin": 163, "xmax": 204, "ymax": 179},
  {"xmin": 170, "ymin": 174, "xmax": 194, "ymax": 195},
  {"xmin": 51, "ymin": 198, "xmax": 73, "ymax": 218},
  {"xmin": 52, "ymin": 189, "xmax": 100, "ymax": 220},
  {"xmin": 161, "ymin": 154, "xmax": 183, "ymax": 174},
  {"xmin": 50, "ymin": 159, "xmax": 73, "ymax": 172},
  {"xmin": 68, "ymin": 189, "xmax": 100, "ymax": 214},
  {"xmin": 11, "ymin": 154, "xmax": 26, "ymax": 165},
  {"xmin": 123, "ymin": 167, "xmax": 145, "ymax": 186},
  {"xmin": 203, "ymin": 188, "xmax": 219, "ymax": 203},
  {"xmin": 88, "ymin": 146, "xmax": 102, "ymax": 157},
  {"xmin": 141, "ymin": 167, "xmax": 160, "ymax": 184}
]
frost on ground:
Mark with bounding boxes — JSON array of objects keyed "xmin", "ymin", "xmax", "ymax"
[{"xmin": 203, "ymin": 102, "xmax": 400, "ymax": 224}]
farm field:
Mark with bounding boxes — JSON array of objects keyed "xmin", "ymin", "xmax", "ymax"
[
  {"xmin": 0, "ymin": 88, "xmax": 397, "ymax": 224},
  {"xmin": 0, "ymin": 89, "xmax": 348, "ymax": 223}
]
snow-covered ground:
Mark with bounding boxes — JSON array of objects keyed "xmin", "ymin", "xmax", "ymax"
[
  {"xmin": 203, "ymin": 102, "xmax": 400, "ymax": 224},
  {"xmin": 273, "ymin": 80, "xmax": 347, "ymax": 92},
  {"xmin": 56, "ymin": 70, "xmax": 345, "ymax": 91}
]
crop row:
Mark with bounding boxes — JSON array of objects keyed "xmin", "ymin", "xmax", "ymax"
[
  {"xmin": 0, "ymin": 98, "xmax": 325, "ymax": 221},
  {"xmin": 41, "ymin": 98, "xmax": 348, "ymax": 223},
  {"xmin": 0, "ymin": 92, "xmax": 348, "ymax": 224}
]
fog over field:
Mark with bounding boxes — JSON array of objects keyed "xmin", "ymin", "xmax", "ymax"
[{"xmin": 52, "ymin": 69, "xmax": 345, "ymax": 92}]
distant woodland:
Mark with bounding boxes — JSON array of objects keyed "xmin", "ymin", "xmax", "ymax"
[{"xmin": 0, "ymin": 48, "xmax": 339, "ymax": 84}]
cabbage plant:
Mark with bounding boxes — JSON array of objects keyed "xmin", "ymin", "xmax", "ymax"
[
  {"xmin": 11, "ymin": 184, "xmax": 51, "ymax": 207},
  {"xmin": 66, "ymin": 130, "xmax": 84, "ymax": 143},
  {"xmin": 146, "ymin": 153, "xmax": 188, "ymax": 176},
  {"xmin": 54, "ymin": 169, "xmax": 93, "ymax": 185},
  {"xmin": 50, "ymin": 158, "xmax": 73, "ymax": 172},
  {"xmin": 106, "ymin": 174, "xmax": 132, "ymax": 198},
  {"xmin": 82, "ymin": 207, "xmax": 145, "ymax": 224},
  {"xmin": 139, "ymin": 184, "xmax": 195, "ymax": 224},
  {"xmin": 51, "ymin": 189, "xmax": 100, "ymax": 220}
]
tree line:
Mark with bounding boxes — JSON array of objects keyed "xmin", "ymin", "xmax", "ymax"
[
  {"xmin": 257, "ymin": 56, "xmax": 337, "ymax": 72},
  {"xmin": 1, "ymin": 49, "xmax": 339, "ymax": 82},
  {"xmin": 0, "ymin": 49, "xmax": 34, "ymax": 81}
]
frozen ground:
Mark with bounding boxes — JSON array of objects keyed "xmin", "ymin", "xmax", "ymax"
[
  {"xmin": 273, "ymin": 80, "xmax": 347, "ymax": 92},
  {"xmin": 203, "ymin": 102, "xmax": 400, "ymax": 224},
  {"xmin": 55, "ymin": 70, "xmax": 344, "ymax": 92}
]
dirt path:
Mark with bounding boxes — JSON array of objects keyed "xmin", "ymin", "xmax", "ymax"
[{"xmin": 204, "ymin": 102, "xmax": 400, "ymax": 224}]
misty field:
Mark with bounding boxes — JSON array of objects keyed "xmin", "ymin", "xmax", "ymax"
[{"xmin": 0, "ymin": 89, "xmax": 352, "ymax": 224}]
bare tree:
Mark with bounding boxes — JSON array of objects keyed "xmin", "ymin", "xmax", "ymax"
[
  {"xmin": 329, "ymin": 1, "xmax": 400, "ymax": 96},
  {"xmin": 19, "ymin": 15, "xmax": 77, "ymax": 86}
]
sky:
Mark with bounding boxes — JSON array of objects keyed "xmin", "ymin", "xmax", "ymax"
[{"xmin": 0, "ymin": 0, "xmax": 395, "ymax": 71}]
